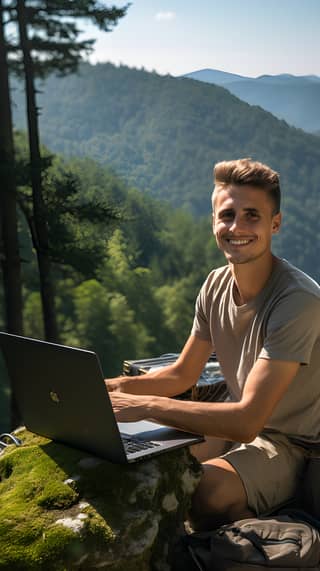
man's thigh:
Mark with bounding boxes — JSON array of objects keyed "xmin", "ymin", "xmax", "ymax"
[{"xmin": 222, "ymin": 431, "xmax": 307, "ymax": 515}]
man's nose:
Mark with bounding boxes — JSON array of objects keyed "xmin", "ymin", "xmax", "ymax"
[{"xmin": 229, "ymin": 215, "xmax": 245, "ymax": 233}]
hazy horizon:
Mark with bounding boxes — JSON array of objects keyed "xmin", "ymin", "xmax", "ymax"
[{"xmin": 81, "ymin": 0, "xmax": 320, "ymax": 78}]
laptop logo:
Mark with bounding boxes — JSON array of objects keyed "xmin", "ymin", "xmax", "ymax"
[{"xmin": 50, "ymin": 390, "xmax": 60, "ymax": 404}]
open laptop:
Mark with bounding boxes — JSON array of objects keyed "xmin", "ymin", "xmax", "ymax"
[{"xmin": 0, "ymin": 332, "xmax": 203, "ymax": 463}]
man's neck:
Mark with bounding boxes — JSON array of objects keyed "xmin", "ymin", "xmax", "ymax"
[{"xmin": 230, "ymin": 254, "xmax": 276, "ymax": 305}]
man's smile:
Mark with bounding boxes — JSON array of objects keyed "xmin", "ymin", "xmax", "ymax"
[{"xmin": 225, "ymin": 238, "xmax": 253, "ymax": 245}]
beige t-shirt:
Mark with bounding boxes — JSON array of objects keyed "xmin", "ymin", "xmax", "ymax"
[{"xmin": 191, "ymin": 257, "xmax": 320, "ymax": 446}]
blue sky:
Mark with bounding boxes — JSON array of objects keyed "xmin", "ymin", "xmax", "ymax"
[{"xmin": 83, "ymin": 0, "xmax": 320, "ymax": 77}]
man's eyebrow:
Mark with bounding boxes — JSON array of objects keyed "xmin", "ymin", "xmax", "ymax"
[{"xmin": 216, "ymin": 207, "xmax": 260, "ymax": 216}]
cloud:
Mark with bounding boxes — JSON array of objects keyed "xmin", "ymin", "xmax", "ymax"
[{"xmin": 155, "ymin": 11, "xmax": 176, "ymax": 22}]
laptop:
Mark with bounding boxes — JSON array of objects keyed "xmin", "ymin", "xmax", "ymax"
[{"xmin": 0, "ymin": 332, "xmax": 204, "ymax": 463}]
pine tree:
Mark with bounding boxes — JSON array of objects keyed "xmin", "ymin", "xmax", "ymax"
[
  {"xmin": 0, "ymin": 0, "xmax": 23, "ymax": 338},
  {"xmin": 3, "ymin": 0, "xmax": 128, "ymax": 341}
]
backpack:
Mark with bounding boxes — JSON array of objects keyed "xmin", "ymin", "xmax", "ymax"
[{"xmin": 172, "ymin": 511, "xmax": 320, "ymax": 571}]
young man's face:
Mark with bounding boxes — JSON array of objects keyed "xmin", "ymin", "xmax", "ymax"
[{"xmin": 212, "ymin": 184, "xmax": 281, "ymax": 266}]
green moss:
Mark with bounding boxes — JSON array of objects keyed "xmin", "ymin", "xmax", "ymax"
[
  {"xmin": 0, "ymin": 428, "xmax": 201, "ymax": 569},
  {"xmin": 0, "ymin": 446, "xmax": 77, "ymax": 517},
  {"xmin": 30, "ymin": 526, "xmax": 81, "ymax": 570},
  {"xmin": 0, "ymin": 430, "xmax": 116, "ymax": 569},
  {"xmin": 82, "ymin": 507, "xmax": 115, "ymax": 543},
  {"xmin": 0, "ymin": 525, "xmax": 78, "ymax": 570},
  {"xmin": 37, "ymin": 482, "xmax": 78, "ymax": 510}
]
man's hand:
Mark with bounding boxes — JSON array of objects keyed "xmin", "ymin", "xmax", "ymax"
[
  {"xmin": 104, "ymin": 377, "xmax": 123, "ymax": 392},
  {"xmin": 109, "ymin": 391, "xmax": 153, "ymax": 422}
]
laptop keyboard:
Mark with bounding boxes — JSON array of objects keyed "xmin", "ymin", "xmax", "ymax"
[{"xmin": 122, "ymin": 436, "xmax": 161, "ymax": 454}]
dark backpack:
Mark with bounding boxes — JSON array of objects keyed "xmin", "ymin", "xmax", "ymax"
[{"xmin": 172, "ymin": 511, "xmax": 320, "ymax": 571}]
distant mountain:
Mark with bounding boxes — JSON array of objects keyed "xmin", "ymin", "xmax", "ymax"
[
  {"xmin": 11, "ymin": 62, "xmax": 320, "ymax": 280},
  {"xmin": 183, "ymin": 69, "xmax": 320, "ymax": 133},
  {"xmin": 256, "ymin": 73, "xmax": 320, "ymax": 84},
  {"xmin": 183, "ymin": 69, "xmax": 250, "ymax": 85}
]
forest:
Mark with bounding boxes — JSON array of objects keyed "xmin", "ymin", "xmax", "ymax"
[{"xmin": 12, "ymin": 62, "xmax": 320, "ymax": 282}]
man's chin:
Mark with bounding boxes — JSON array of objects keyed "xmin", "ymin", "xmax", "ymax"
[
  {"xmin": 224, "ymin": 253, "xmax": 251, "ymax": 265},
  {"xmin": 225, "ymin": 252, "xmax": 263, "ymax": 266}
]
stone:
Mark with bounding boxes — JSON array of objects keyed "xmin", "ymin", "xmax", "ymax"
[{"xmin": 0, "ymin": 428, "xmax": 202, "ymax": 570}]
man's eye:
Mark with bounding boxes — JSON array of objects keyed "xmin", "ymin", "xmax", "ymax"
[
  {"xmin": 220, "ymin": 212, "xmax": 234, "ymax": 220},
  {"xmin": 247, "ymin": 212, "xmax": 259, "ymax": 219}
]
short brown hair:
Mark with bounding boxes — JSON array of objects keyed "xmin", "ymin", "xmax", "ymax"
[{"xmin": 213, "ymin": 158, "xmax": 281, "ymax": 214}]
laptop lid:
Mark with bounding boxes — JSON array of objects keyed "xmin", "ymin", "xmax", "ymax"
[{"xmin": 0, "ymin": 333, "xmax": 203, "ymax": 463}]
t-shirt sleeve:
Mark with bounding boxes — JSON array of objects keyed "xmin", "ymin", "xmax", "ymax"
[
  {"xmin": 259, "ymin": 291, "xmax": 320, "ymax": 365},
  {"xmin": 191, "ymin": 280, "xmax": 213, "ymax": 342}
]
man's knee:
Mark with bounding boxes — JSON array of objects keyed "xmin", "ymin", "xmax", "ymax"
[
  {"xmin": 190, "ymin": 436, "xmax": 232, "ymax": 463},
  {"xmin": 190, "ymin": 458, "xmax": 253, "ymax": 530}
]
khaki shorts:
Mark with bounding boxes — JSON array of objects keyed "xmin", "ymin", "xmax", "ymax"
[{"xmin": 221, "ymin": 431, "xmax": 308, "ymax": 515}]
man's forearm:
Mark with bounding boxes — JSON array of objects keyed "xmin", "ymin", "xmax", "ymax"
[
  {"xmin": 105, "ymin": 364, "xmax": 195, "ymax": 397},
  {"xmin": 146, "ymin": 396, "xmax": 249, "ymax": 440},
  {"xmin": 110, "ymin": 390, "xmax": 255, "ymax": 443},
  {"xmin": 144, "ymin": 357, "xmax": 301, "ymax": 442}
]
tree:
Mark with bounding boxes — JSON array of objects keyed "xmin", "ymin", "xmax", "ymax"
[
  {"xmin": 16, "ymin": 141, "xmax": 122, "ymax": 279},
  {"xmin": 0, "ymin": 0, "xmax": 24, "ymax": 429},
  {"xmin": 0, "ymin": 0, "xmax": 23, "ymax": 336},
  {"xmin": 15, "ymin": 0, "xmax": 58, "ymax": 339},
  {"xmin": 1, "ymin": 0, "xmax": 128, "ymax": 340}
]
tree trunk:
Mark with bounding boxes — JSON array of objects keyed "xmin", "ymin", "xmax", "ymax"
[
  {"xmin": 0, "ymin": 0, "xmax": 24, "ymax": 428},
  {"xmin": 16, "ymin": 0, "xmax": 59, "ymax": 342}
]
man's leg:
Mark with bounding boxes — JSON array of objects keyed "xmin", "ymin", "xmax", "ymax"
[
  {"xmin": 190, "ymin": 435, "xmax": 231, "ymax": 463},
  {"xmin": 190, "ymin": 432, "xmax": 307, "ymax": 531},
  {"xmin": 190, "ymin": 457, "xmax": 254, "ymax": 530}
]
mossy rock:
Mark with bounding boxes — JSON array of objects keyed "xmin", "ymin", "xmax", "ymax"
[{"xmin": 0, "ymin": 428, "xmax": 202, "ymax": 570}]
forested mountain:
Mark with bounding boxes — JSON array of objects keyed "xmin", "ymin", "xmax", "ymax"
[
  {"xmin": 183, "ymin": 69, "xmax": 320, "ymax": 133},
  {"xmin": 11, "ymin": 62, "xmax": 320, "ymax": 281}
]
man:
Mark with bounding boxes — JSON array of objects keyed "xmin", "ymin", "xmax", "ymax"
[{"xmin": 106, "ymin": 158, "xmax": 320, "ymax": 530}]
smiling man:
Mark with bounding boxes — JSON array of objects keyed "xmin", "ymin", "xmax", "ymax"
[{"xmin": 106, "ymin": 158, "xmax": 320, "ymax": 530}]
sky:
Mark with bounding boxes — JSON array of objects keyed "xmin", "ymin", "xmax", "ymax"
[{"xmin": 83, "ymin": 0, "xmax": 320, "ymax": 78}]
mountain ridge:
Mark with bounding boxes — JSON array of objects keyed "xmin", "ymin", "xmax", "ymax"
[
  {"xmin": 183, "ymin": 68, "xmax": 320, "ymax": 84},
  {"xmin": 182, "ymin": 68, "xmax": 320, "ymax": 132}
]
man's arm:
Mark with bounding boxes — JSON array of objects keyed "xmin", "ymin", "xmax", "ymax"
[
  {"xmin": 110, "ymin": 357, "xmax": 300, "ymax": 442},
  {"xmin": 105, "ymin": 334, "xmax": 214, "ymax": 397}
]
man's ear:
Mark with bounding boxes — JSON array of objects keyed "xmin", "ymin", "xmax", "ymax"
[{"xmin": 272, "ymin": 212, "xmax": 282, "ymax": 234}]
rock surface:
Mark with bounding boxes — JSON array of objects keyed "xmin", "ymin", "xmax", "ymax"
[{"xmin": 0, "ymin": 428, "xmax": 202, "ymax": 570}]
